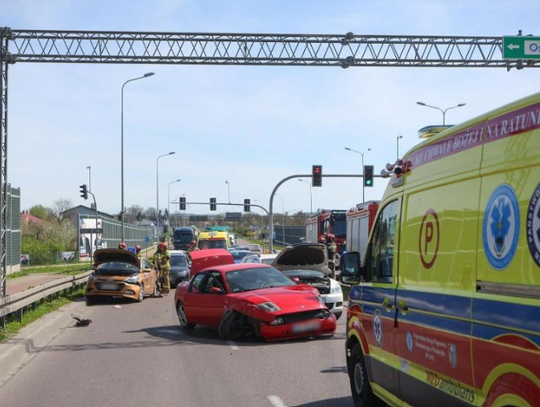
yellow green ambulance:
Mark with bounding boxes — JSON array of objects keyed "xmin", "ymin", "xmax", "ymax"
[{"xmin": 340, "ymin": 91, "xmax": 540, "ymax": 407}]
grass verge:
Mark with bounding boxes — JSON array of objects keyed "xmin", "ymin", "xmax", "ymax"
[
  {"xmin": 8, "ymin": 263, "xmax": 90, "ymax": 279},
  {"xmin": 0, "ymin": 286, "xmax": 86, "ymax": 342},
  {"xmin": 241, "ymin": 236, "xmax": 285, "ymax": 251}
]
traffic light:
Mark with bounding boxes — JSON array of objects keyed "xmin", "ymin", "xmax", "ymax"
[
  {"xmin": 312, "ymin": 165, "xmax": 322, "ymax": 187},
  {"xmin": 210, "ymin": 197, "xmax": 217, "ymax": 211},
  {"xmin": 244, "ymin": 199, "xmax": 251, "ymax": 212},
  {"xmin": 179, "ymin": 197, "xmax": 186, "ymax": 211},
  {"xmin": 79, "ymin": 184, "xmax": 88, "ymax": 200},
  {"xmin": 364, "ymin": 165, "xmax": 374, "ymax": 187}
]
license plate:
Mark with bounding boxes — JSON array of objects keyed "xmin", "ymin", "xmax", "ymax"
[
  {"xmin": 100, "ymin": 282, "xmax": 118, "ymax": 291},
  {"xmin": 292, "ymin": 321, "xmax": 321, "ymax": 333}
]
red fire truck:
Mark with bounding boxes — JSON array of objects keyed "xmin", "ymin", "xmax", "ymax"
[
  {"xmin": 305, "ymin": 210, "xmax": 347, "ymax": 253},
  {"xmin": 345, "ymin": 201, "xmax": 379, "ymax": 260}
]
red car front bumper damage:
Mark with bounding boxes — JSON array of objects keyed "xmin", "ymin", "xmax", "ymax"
[{"xmin": 259, "ymin": 314, "xmax": 337, "ymax": 341}]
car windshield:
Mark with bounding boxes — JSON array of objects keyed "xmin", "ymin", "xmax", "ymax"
[
  {"xmin": 283, "ymin": 269, "xmax": 325, "ymax": 279},
  {"xmin": 171, "ymin": 255, "xmax": 187, "ymax": 267},
  {"xmin": 199, "ymin": 240, "xmax": 227, "ymax": 250},
  {"xmin": 95, "ymin": 262, "xmax": 139, "ymax": 276},
  {"xmin": 174, "ymin": 232, "xmax": 194, "ymax": 243},
  {"xmin": 331, "ymin": 219, "xmax": 347, "ymax": 238},
  {"xmin": 226, "ymin": 267, "xmax": 294, "ymax": 293}
]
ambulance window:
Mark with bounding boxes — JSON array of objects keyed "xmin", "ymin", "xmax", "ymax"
[{"xmin": 366, "ymin": 201, "xmax": 398, "ymax": 283}]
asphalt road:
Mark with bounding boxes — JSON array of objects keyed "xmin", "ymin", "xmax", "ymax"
[{"xmin": 0, "ymin": 294, "xmax": 353, "ymax": 407}]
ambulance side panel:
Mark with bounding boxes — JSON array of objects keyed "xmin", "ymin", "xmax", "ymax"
[
  {"xmin": 394, "ymin": 119, "xmax": 483, "ymax": 407},
  {"xmin": 473, "ymin": 97, "xmax": 540, "ymax": 407}
]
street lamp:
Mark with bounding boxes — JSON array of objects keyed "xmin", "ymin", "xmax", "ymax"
[
  {"xmin": 156, "ymin": 152, "xmax": 175, "ymax": 241},
  {"xmin": 345, "ymin": 147, "xmax": 372, "ymax": 204},
  {"xmin": 397, "ymin": 135, "xmax": 403, "ymax": 160},
  {"xmin": 225, "ymin": 180, "xmax": 231, "ymax": 203},
  {"xmin": 168, "ymin": 179, "xmax": 182, "ymax": 222},
  {"xmin": 275, "ymin": 194, "xmax": 285, "ymax": 245},
  {"xmin": 298, "ymin": 179, "xmax": 313, "ymax": 214},
  {"xmin": 416, "ymin": 101, "xmax": 466, "ymax": 125},
  {"xmin": 120, "ymin": 72, "xmax": 155, "ymax": 241}
]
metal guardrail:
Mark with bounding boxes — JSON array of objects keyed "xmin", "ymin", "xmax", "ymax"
[{"xmin": 0, "ymin": 271, "xmax": 91, "ymax": 327}]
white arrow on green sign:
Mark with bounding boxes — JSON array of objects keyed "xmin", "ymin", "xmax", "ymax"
[{"xmin": 503, "ymin": 36, "xmax": 540, "ymax": 60}]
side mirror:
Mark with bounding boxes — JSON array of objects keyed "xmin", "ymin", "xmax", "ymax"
[
  {"xmin": 209, "ymin": 286, "xmax": 225, "ymax": 294},
  {"xmin": 340, "ymin": 252, "xmax": 363, "ymax": 284}
]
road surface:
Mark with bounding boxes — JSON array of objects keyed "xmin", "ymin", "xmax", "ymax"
[{"xmin": 0, "ymin": 294, "xmax": 353, "ymax": 407}]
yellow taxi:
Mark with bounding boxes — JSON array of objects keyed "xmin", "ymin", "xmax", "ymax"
[
  {"xmin": 86, "ymin": 248, "xmax": 158, "ymax": 304},
  {"xmin": 341, "ymin": 91, "xmax": 540, "ymax": 407}
]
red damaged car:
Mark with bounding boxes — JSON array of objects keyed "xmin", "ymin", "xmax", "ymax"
[{"xmin": 174, "ymin": 263, "xmax": 336, "ymax": 341}]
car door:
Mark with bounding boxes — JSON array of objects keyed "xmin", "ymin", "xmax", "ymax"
[
  {"xmin": 183, "ymin": 273, "xmax": 207, "ymax": 323},
  {"xmin": 359, "ymin": 199, "xmax": 401, "ymax": 400},
  {"xmin": 196, "ymin": 271, "xmax": 228, "ymax": 326},
  {"xmin": 142, "ymin": 259, "xmax": 154, "ymax": 294}
]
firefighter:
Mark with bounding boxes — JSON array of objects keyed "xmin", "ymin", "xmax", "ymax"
[
  {"xmin": 135, "ymin": 245, "xmax": 142, "ymax": 256},
  {"xmin": 155, "ymin": 242, "xmax": 171, "ymax": 294},
  {"xmin": 118, "ymin": 242, "xmax": 127, "ymax": 250},
  {"xmin": 326, "ymin": 234, "xmax": 338, "ymax": 278}
]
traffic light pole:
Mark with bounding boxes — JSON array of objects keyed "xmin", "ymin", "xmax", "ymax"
[
  {"xmin": 172, "ymin": 201, "xmax": 269, "ymax": 215},
  {"xmin": 268, "ymin": 174, "xmax": 382, "ymax": 253}
]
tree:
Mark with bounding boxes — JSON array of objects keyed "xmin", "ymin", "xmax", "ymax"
[
  {"xmin": 29, "ymin": 205, "xmax": 50, "ymax": 220},
  {"xmin": 125, "ymin": 205, "xmax": 144, "ymax": 223},
  {"xmin": 51, "ymin": 198, "xmax": 73, "ymax": 219},
  {"xmin": 144, "ymin": 207, "xmax": 157, "ymax": 220}
]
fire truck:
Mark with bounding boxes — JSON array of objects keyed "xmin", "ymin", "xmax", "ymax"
[
  {"xmin": 345, "ymin": 201, "xmax": 379, "ymax": 260},
  {"xmin": 305, "ymin": 210, "xmax": 347, "ymax": 253}
]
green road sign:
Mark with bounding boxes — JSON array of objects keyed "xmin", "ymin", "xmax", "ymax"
[{"xmin": 503, "ymin": 36, "xmax": 540, "ymax": 60}]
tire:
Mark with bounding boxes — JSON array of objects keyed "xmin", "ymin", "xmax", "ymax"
[
  {"xmin": 85, "ymin": 296, "xmax": 96, "ymax": 306},
  {"xmin": 348, "ymin": 343, "xmax": 384, "ymax": 407},
  {"xmin": 177, "ymin": 302, "xmax": 195, "ymax": 329},
  {"xmin": 137, "ymin": 285, "xmax": 144, "ymax": 302},
  {"xmin": 218, "ymin": 310, "xmax": 245, "ymax": 340}
]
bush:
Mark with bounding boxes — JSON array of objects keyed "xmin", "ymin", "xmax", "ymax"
[{"xmin": 22, "ymin": 237, "xmax": 65, "ymax": 265}]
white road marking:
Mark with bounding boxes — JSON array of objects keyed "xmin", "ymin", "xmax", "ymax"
[
  {"xmin": 227, "ymin": 340, "xmax": 239, "ymax": 350},
  {"xmin": 267, "ymin": 395, "xmax": 288, "ymax": 407}
]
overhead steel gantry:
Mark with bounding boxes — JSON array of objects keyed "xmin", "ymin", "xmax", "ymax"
[{"xmin": 0, "ymin": 27, "xmax": 538, "ymax": 297}]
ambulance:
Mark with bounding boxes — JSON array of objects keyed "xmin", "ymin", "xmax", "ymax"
[
  {"xmin": 340, "ymin": 91, "xmax": 540, "ymax": 407},
  {"xmin": 197, "ymin": 231, "xmax": 229, "ymax": 250}
]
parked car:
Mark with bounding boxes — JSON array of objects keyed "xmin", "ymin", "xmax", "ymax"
[
  {"xmin": 272, "ymin": 243, "xmax": 344, "ymax": 319},
  {"xmin": 86, "ymin": 248, "xmax": 158, "ymax": 304},
  {"xmin": 250, "ymin": 244, "xmax": 261, "ymax": 253},
  {"xmin": 169, "ymin": 250, "xmax": 191, "ymax": 288},
  {"xmin": 229, "ymin": 249, "xmax": 253, "ymax": 263},
  {"xmin": 241, "ymin": 254, "xmax": 278, "ymax": 265},
  {"xmin": 174, "ymin": 263, "xmax": 336, "ymax": 341}
]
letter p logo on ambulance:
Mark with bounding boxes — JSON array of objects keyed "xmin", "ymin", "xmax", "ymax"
[
  {"xmin": 483, "ymin": 184, "xmax": 520, "ymax": 270},
  {"xmin": 419, "ymin": 209, "xmax": 440, "ymax": 269}
]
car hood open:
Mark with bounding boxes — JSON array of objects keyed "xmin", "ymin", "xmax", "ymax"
[
  {"xmin": 93, "ymin": 248, "xmax": 140, "ymax": 268},
  {"xmin": 189, "ymin": 249, "xmax": 234, "ymax": 276},
  {"xmin": 272, "ymin": 243, "xmax": 330, "ymax": 275}
]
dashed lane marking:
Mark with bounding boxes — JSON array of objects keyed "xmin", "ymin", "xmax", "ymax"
[
  {"xmin": 267, "ymin": 395, "xmax": 288, "ymax": 407},
  {"xmin": 227, "ymin": 340, "xmax": 239, "ymax": 350}
]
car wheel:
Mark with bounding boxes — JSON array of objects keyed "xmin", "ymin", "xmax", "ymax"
[
  {"xmin": 137, "ymin": 285, "xmax": 144, "ymax": 302},
  {"xmin": 219, "ymin": 310, "xmax": 246, "ymax": 340},
  {"xmin": 85, "ymin": 296, "xmax": 95, "ymax": 306},
  {"xmin": 177, "ymin": 302, "xmax": 195, "ymax": 329},
  {"xmin": 348, "ymin": 343, "xmax": 383, "ymax": 407},
  {"xmin": 334, "ymin": 312, "xmax": 342, "ymax": 320}
]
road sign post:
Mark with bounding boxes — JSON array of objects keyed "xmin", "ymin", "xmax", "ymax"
[{"xmin": 503, "ymin": 36, "xmax": 540, "ymax": 60}]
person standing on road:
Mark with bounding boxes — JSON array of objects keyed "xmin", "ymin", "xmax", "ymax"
[{"xmin": 155, "ymin": 242, "xmax": 171, "ymax": 294}]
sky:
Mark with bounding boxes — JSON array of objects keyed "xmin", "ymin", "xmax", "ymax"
[{"xmin": 3, "ymin": 0, "xmax": 540, "ymax": 216}]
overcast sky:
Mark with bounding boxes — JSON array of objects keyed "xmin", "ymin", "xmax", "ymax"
[{"xmin": 3, "ymin": 0, "xmax": 539, "ymax": 216}]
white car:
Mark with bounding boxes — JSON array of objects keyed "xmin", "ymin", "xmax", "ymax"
[
  {"xmin": 271, "ymin": 243, "xmax": 344, "ymax": 319},
  {"xmin": 250, "ymin": 243, "xmax": 261, "ymax": 253},
  {"xmin": 240, "ymin": 254, "xmax": 277, "ymax": 265}
]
